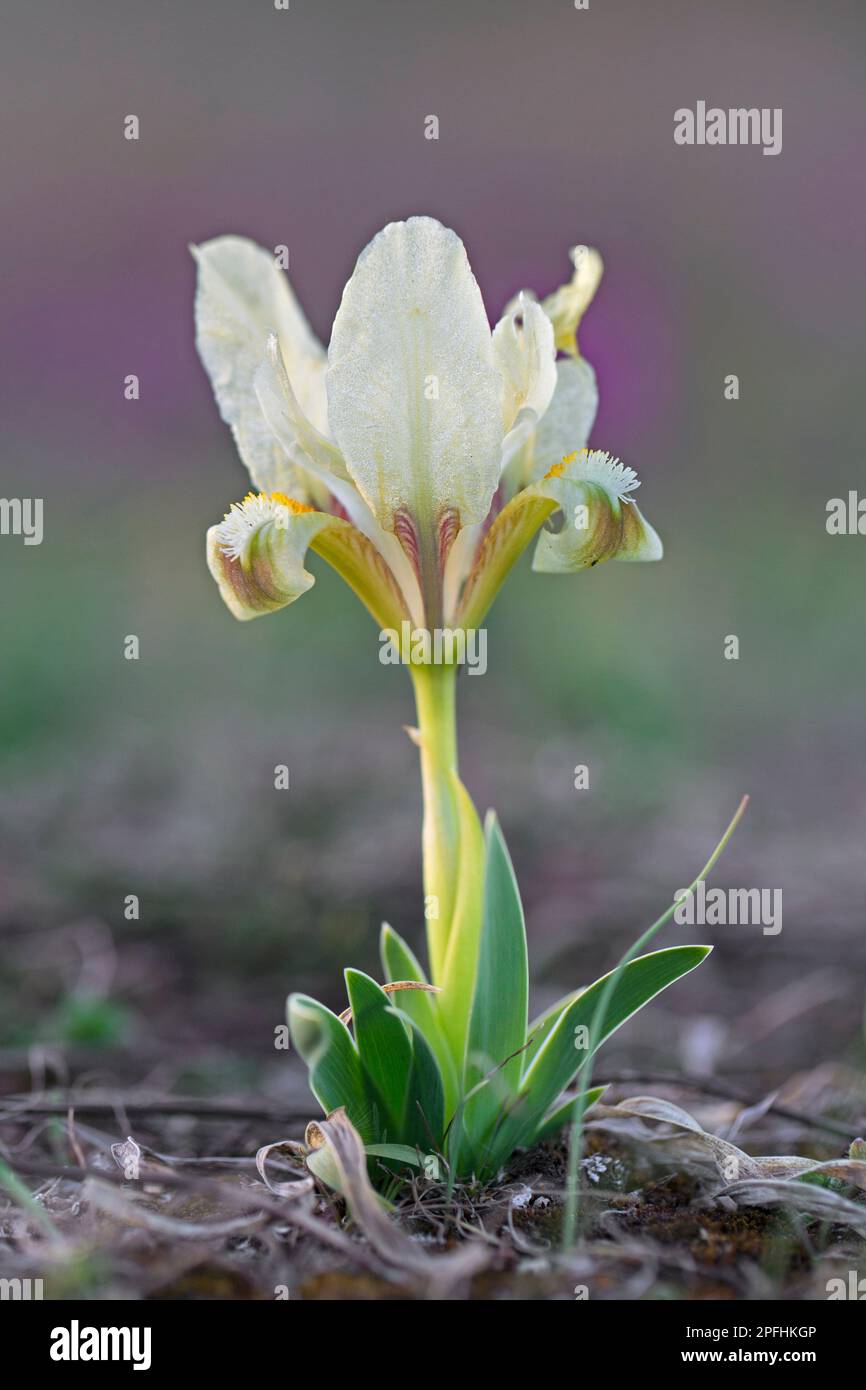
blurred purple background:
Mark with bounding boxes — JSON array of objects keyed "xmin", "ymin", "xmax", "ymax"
[{"xmin": 2, "ymin": 0, "xmax": 863, "ymax": 469}]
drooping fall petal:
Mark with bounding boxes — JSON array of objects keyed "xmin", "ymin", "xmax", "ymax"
[
  {"xmin": 457, "ymin": 450, "xmax": 661, "ymax": 629},
  {"xmin": 206, "ymin": 492, "xmax": 409, "ymax": 630},
  {"xmin": 531, "ymin": 451, "xmax": 663, "ymax": 571}
]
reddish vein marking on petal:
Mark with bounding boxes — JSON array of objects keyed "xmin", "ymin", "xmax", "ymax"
[
  {"xmin": 437, "ymin": 506, "xmax": 460, "ymax": 570},
  {"xmin": 393, "ymin": 506, "xmax": 422, "ymax": 578}
]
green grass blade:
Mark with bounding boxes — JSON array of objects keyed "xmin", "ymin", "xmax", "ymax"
[
  {"xmin": 562, "ymin": 796, "xmax": 748, "ymax": 1245},
  {"xmin": 0, "ymin": 1158, "xmax": 61, "ymax": 1239}
]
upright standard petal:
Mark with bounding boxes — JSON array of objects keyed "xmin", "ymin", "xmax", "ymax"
[
  {"xmin": 254, "ymin": 333, "xmax": 351, "ymax": 487},
  {"xmin": 500, "ymin": 356, "xmax": 599, "ymax": 499},
  {"xmin": 255, "ymin": 335, "xmax": 425, "ymax": 626},
  {"xmin": 193, "ymin": 236, "xmax": 328, "ymax": 494},
  {"xmin": 492, "ymin": 294, "xmax": 557, "ymax": 431},
  {"xmin": 325, "ymin": 218, "xmax": 504, "ymax": 613}
]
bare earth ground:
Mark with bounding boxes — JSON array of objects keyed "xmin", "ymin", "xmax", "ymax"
[
  {"xmin": 1, "ymin": 710, "xmax": 864, "ymax": 1299},
  {"xmin": 1, "ymin": 1061, "xmax": 864, "ymax": 1300}
]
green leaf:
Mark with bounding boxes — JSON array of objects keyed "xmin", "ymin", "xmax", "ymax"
[
  {"xmin": 484, "ymin": 946, "xmax": 711, "ymax": 1173},
  {"xmin": 448, "ymin": 1057, "xmax": 518, "ymax": 1179},
  {"xmin": 379, "ymin": 922, "xmax": 458, "ymax": 1116},
  {"xmin": 523, "ymin": 990, "xmax": 582, "ymax": 1078},
  {"xmin": 345, "ymin": 969, "xmax": 412, "ymax": 1138},
  {"xmin": 365, "ymin": 1143, "xmax": 427, "ymax": 1166},
  {"xmin": 525, "ymin": 947, "xmax": 710, "ymax": 1104},
  {"xmin": 460, "ymin": 814, "xmax": 529, "ymax": 1151},
  {"xmin": 287, "ymin": 993, "xmax": 375, "ymax": 1142},
  {"xmin": 380, "ymin": 922, "xmax": 429, "ymax": 997},
  {"xmin": 398, "ymin": 1010, "xmax": 445, "ymax": 1150},
  {"xmin": 530, "ymin": 1086, "xmax": 607, "ymax": 1145}
]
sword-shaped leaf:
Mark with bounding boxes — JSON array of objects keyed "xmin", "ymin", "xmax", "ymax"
[
  {"xmin": 481, "ymin": 946, "xmax": 711, "ymax": 1174},
  {"xmin": 345, "ymin": 969, "xmax": 412, "ymax": 1139},
  {"xmin": 530, "ymin": 1086, "xmax": 607, "ymax": 1145},
  {"xmin": 396, "ymin": 1010, "xmax": 445, "ymax": 1150},
  {"xmin": 380, "ymin": 922, "xmax": 457, "ymax": 1115},
  {"xmin": 287, "ymin": 993, "xmax": 376, "ymax": 1142},
  {"xmin": 461, "ymin": 814, "xmax": 529, "ymax": 1150}
]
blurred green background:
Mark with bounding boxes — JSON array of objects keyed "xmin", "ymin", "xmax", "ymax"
[{"xmin": 0, "ymin": 0, "xmax": 863, "ymax": 1092}]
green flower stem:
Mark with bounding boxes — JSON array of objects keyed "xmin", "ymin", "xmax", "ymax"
[{"xmin": 410, "ymin": 662, "xmax": 460, "ymax": 986}]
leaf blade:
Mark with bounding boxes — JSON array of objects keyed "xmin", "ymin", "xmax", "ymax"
[
  {"xmin": 526, "ymin": 946, "xmax": 711, "ymax": 1109},
  {"xmin": 400, "ymin": 1012, "xmax": 445, "ymax": 1150},
  {"xmin": 483, "ymin": 946, "xmax": 712, "ymax": 1172},
  {"xmin": 460, "ymin": 814, "xmax": 529, "ymax": 1156},
  {"xmin": 530, "ymin": 1087, "xmax": 607, "ymax": 1145},
  {"xmin": 522, "ymin": 989, "xmax": 583, "ymax": 1079},
  {"xmin": 380, "ymin": 922, "xmax": 458, "ymax": 1123},
  {"xmin": 345, "ymin": 969, "xmax": 413, "ymax": 1139},
  {"xmin": 287, "ymin": 993, "xmax": 375, "ymax": 1142}
]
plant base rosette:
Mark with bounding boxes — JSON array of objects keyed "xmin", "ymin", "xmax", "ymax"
[{"xmin": 288, "ymin": 812, "xmax": 712, "ymax": 1186}]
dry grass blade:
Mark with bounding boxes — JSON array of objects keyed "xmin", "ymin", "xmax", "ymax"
[
  {"xmin": 338, "ymin": 980, "xmax": 441, "ymax": 1027},
  {"xmin": 111, "ymin": 1136, "xmax": 143, "ymax": 1179},
  {"xmin": 307, "ymin": 1109, "xmax": 431, "ymax": 1272},
  {"xmin": 255, "ymin": 1140, "xmax": 315, "ymax": 1199},
  {"xmin": 591, "ymin": 1094, "xmax": 866, "ymax": 1190},
  {"xmin": 719, "ymin": 1179, "xmax": 866, "ymax": 1235},
  {"xmin": 308, "ymin": 1108, "xmax": 490, "ymax": 1292}
]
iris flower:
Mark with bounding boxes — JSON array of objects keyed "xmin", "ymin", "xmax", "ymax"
[
  {"xmin": 194, "ymin": 218, "xmax": 662, "ymax": 1028},
  {"xmin": 195, "ymin": 217, "xmax": 660, "ymax": 634}
]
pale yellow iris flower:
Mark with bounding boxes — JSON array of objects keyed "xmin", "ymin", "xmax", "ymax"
[{"xmin": 194, "ymin": 217, "xmax": 661, "ymax": 639}]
